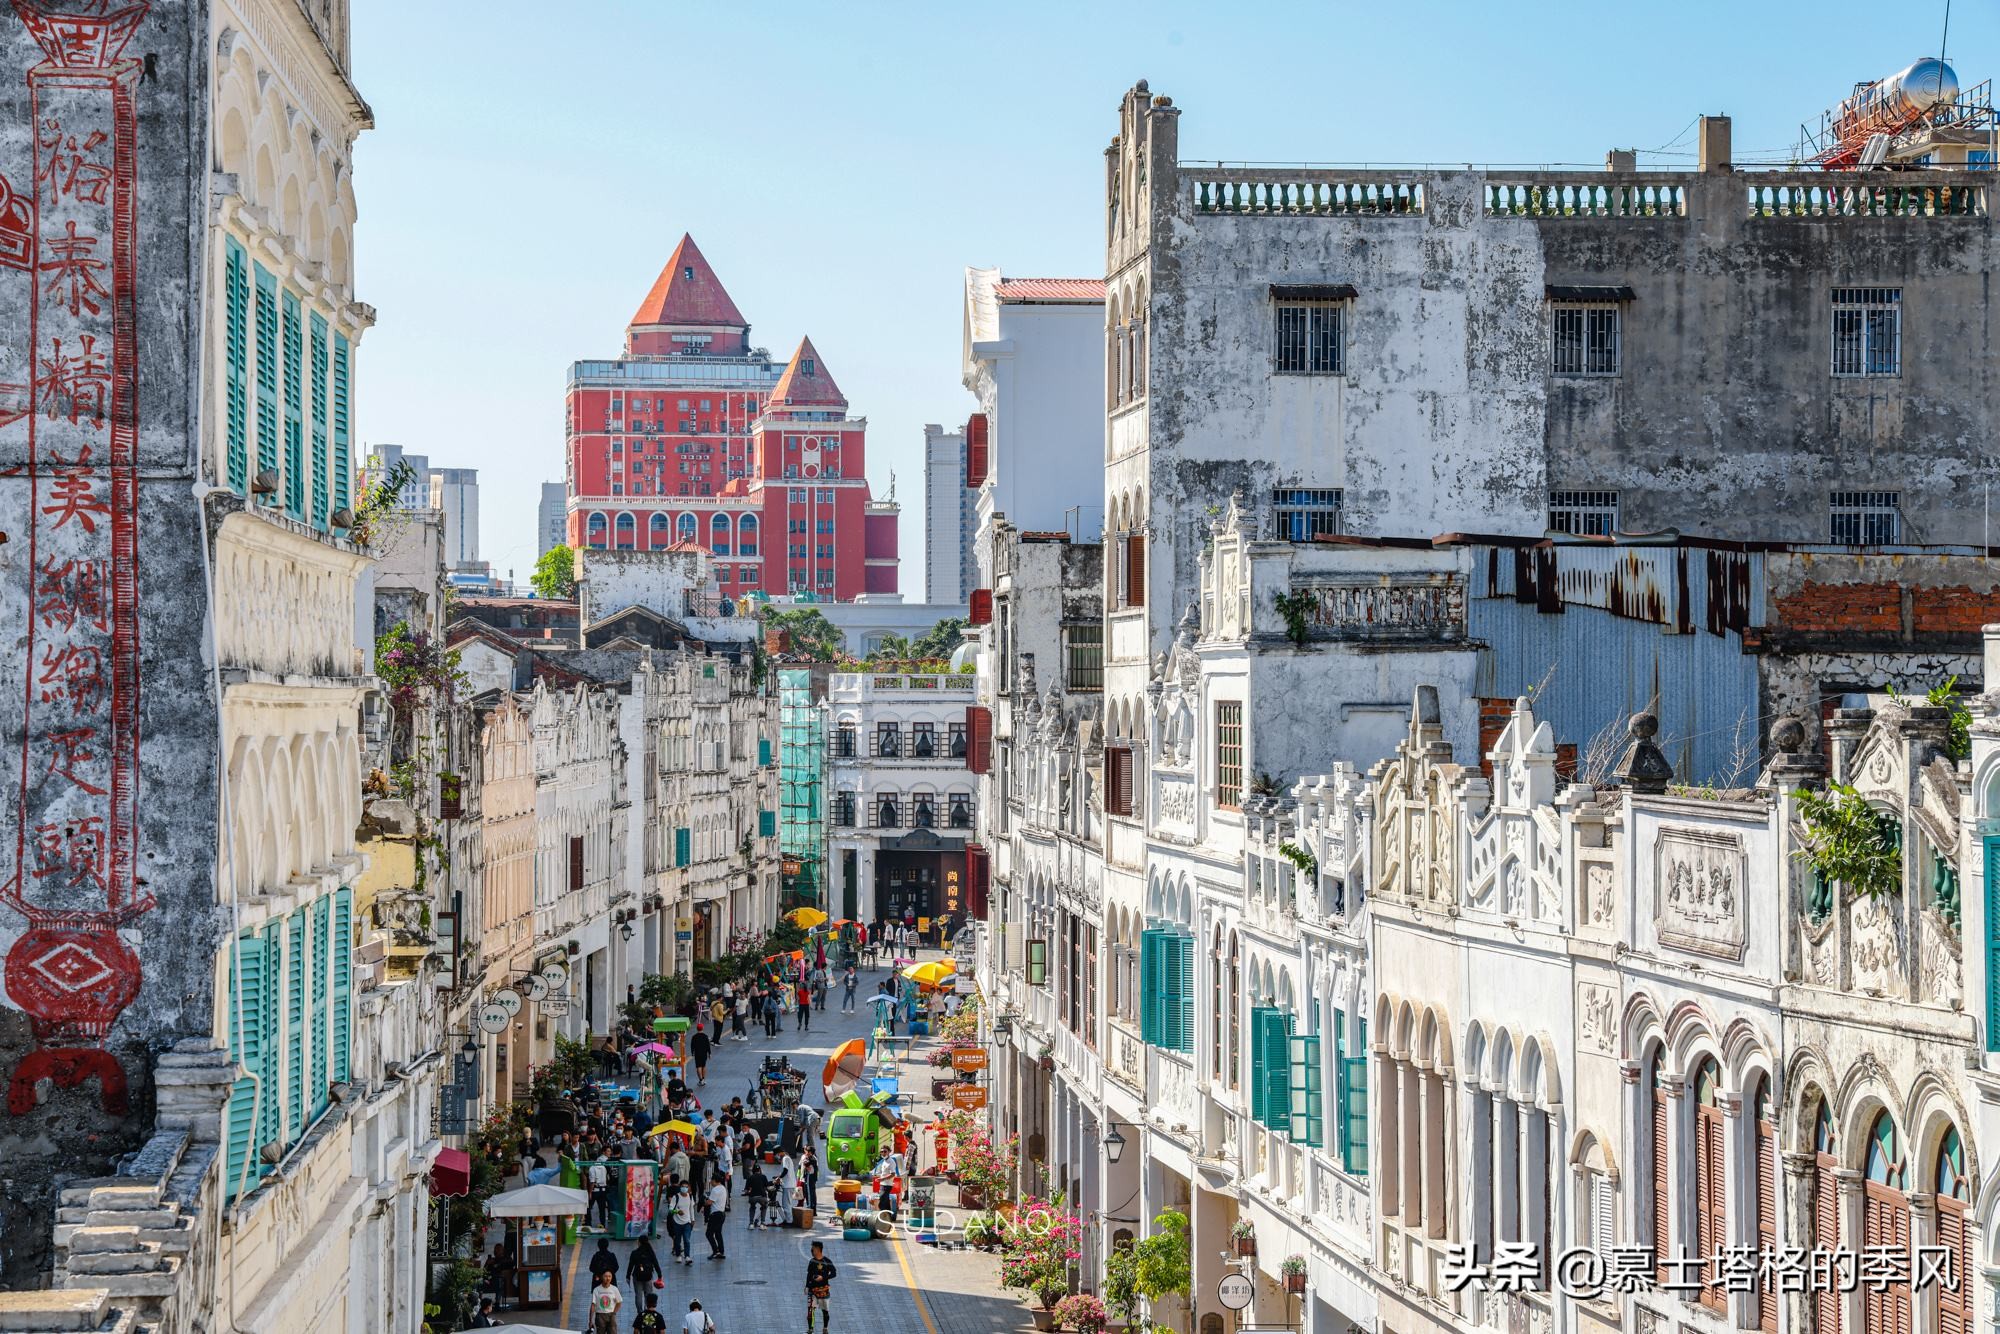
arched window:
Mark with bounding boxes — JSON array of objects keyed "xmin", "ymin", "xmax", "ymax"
[
  {"xmin": 615, "ymin": 512, "xmax": 635, "ymax": 549},
  {"xmin": 711, "ymin": 512, "xmax": 730, "ymax": 555},
  {"xmin": 587, "ymin": 511, "xmax": 608, "ymax": 549},
  {"xmin": 1813, "ymin": 1099, "xmax": 1841, "ymax": 1334},
  {"xmin": 1693, "ymin": 1057, "xmax": 1726, "ymax": 1311},
  {"xmin": 1648, "ymin": 1049, "xmax": 1669, "ymax": 1282},
  {"xmin": 1936, "ymin": 1124, "xmax": 1971, "ymax": 1334},
  {"xmin": 651, "ymin": 512, "xmax": 672, "ymax": 543},
  {"xmin": 1862, "ymin": 1111, "xmax": 1910, "ymax": 1334},
  {"xmin": 1752, "ymin": 1075, "xmax": 1777, "ymax": 1332},
  {"xmin": 678, "ymin": 512, "xmax": 698, "ymax": 544},
  {"xmin": 739, "ymin": 513, "xmax": 758, "ymax": 556}
]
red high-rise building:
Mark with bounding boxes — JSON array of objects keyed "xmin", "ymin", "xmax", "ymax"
[{"xmin": 564, "ymin": 234, "xmax": 899, "ymax": 600}]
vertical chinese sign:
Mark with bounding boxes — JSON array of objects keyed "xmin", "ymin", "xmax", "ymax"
[{"xmin": 1, "ymin": 0, "xmax": 152, "ymax": 1115}]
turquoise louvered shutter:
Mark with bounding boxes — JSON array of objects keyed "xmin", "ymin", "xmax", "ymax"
[
  {"xmin": 1138, "ymin": 929, "xmax": 1157, "ymax": 1045},
  {"xmin": 1342, "ymin": 1018, "xmax": 1370, "ymax": 1173},
  {"xmin": 675, "ymin": 827, "xmax": 690, "ymax": 867},
  {"xmin": 760, "ymin": 810, "xmax": 776, "ymax": 838},
  {"xmin": 225, "ymin": 934, "xmax": 267, "ymax": 1199},
  {"xmin": 331, "ymin": 888, "xmax": 352, "ymax": 1084},
  {"xmin": 1160, "ymin": 932, "xmax": 1184, "ymax": 1051},
  {"xmin": 1248, "ymin": 1006, "xmax": 1273, "ymax": 1123},
  {"xmin": 281, "ymin": 289, "xmax": 305, "ymax": 519},
  {"xmin": 259, "ymin": 922, "xmax": 282, "ymax": 1160},
  {"xmin": 1261, "ymin": 1011, "xmax": 1293, "ymax": 1130},
  {"xmin": 332, "ymin": 334, "xmax": 351, "ymax": 516},
  {"xmin": 1173, "ymin": 933, "xmax": 1195, "ymax": 1053},
  {"xmin": 286, "ymin": 909, "xmax": 306, "ymax": 1138},
  {"xmin": 759, "ymin": 738, "xmax": 772, "ymax": 767},
  {"xmin": 254, "ymin": 263, "xmax": 279, "ymax": 480},
  {"xmin": 223, "ymin": 237, "xmax": 249, "ymax": 493},
  {"xmin": 310, "ymin": 896, "xmax": 330, "ymax": 1116},
  {"xmin": 1290, "ymin": 1032, "xmax": 1323, "ymax": 1146},
  {"xmin": 1986, "ymin": 836, "xmax": 2000, "ymax": 1050},
  {"xmin": 309, "ymin": 311, "xmax": 329, "ymax": 529}
]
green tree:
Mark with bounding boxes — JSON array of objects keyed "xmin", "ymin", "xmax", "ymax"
[
  {"xmin": 763, "ymin": 606, "xmax": 845, "ymax": 660},
  {"xmin": 531, "ymin": 545, "xmax": 577, "ymax": 601},
  {"xmin": 910, "ymin": 616, "xmax": 968, "ymax": 660},
  {"xmin": 869, "ymin": 633, "xmax": 914, "ymax": 662}
]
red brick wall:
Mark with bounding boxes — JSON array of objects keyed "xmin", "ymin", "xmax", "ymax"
[{"xmin": 1772, "ymin": 581, "xmax": 2000, "ymax": 637}]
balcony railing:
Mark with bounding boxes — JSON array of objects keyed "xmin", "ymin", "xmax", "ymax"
[
  {"xmin": 1284, "ymin": 578, "xmax": 1465, "ymax": 641},
  {"xmin": 1484, "ymin": 179, "xmax": 1685, "ymax": 218},
  {"xmin": 1745, "ymin": 177, "xmax": 1987, "ymax": 218},
  {"xmin": 1188, "ymin": 171, "xmax": 1426, "ymax": 216}
]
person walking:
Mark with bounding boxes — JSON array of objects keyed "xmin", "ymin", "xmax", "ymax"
[
  {"xmin": 731, "ymin": 991, "xmax": 749, "ymax": 1040},
  {"xmin": 795, "ymin": 982, "xmax": 813, "ymax": 1032},
  {"xmin": 766, "ymin": 988, "xmax": 783, "ymax": 1038},
  {"xmin": 632, "ymin": 1292, "xmax": 669, "ymax": 1334},
  {"xmin": 744, "ymin": 1158, "xmax": 771, "ymax": 1228},
  {"xmin": 666, "ymin": 1179, "xmax": 696, "ymax": 1264},
  {"xmin": 626, "ymin": 1235, "xmax": 663, "ymax": 1299},
  {"xmin": 776, "ymin": 1150, "xmax": 799, "ymax": 1225},
  {"xmin": 804, "ymin": 1240, "xmax": 838, "ymax": 1334},
  {"xmin": 585, "ymin": 1155, "xmax": 611, "ymax": 1232},
  {"xmin": 709, "ymin": 994, "xmax": 728, "ymax": 1045},
  {"xmin": 703, "ymin": 1176, "xmax": 729, "ymax": 1259},
  {"xmin": 690, "ymin": 1026, "xmax": 711, "ymax": 1086},
  {"xmin": 840, "ymin": 967, "xmax": 857, "ymax": 1013},
  {"xmin": 681, "ymin": 1300, "xmax": 716, "ymax": 1334},
  {"xmin": 587, "ymin": 1270, "xmax": 624, "ymax": 1334}
]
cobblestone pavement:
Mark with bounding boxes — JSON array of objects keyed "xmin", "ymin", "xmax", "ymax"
[{"xmin": 492, "ymin": 953, "xmax": 1035, "ymax": 1334}]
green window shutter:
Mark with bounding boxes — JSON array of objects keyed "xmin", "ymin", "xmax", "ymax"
[
  {"xmin": 286, "ymin": 909, "xmax": 306, "ymax": 1138},
  {"xmin": 1334, "ymin": 1015, "xmax": 1349, "ymax": 1158},
  {"xmin": 1139, "ymin": 930, "xmax": 1159, "ymax": 1045},
  {"xmin": 281, "ymin": 289, "xmax": 304, "ymax": 519},
  {"xmin": 1266, "ymin": 1012, "xmax": 1294, "ymax": 1130},
  {"xmin": 1174, "ymin": 933, "xmax": 1195, "ymax": 1053},
  {"xmin": 309, "ymin": 312, "xmax": 329, "ymax": 529},
  {"xmin": 259, "ymin": 922, "xmax": 282, "ymax": 1161},
  {"xmin": 225, "ymin": 934, "xmax": 267, "ymax": 1199},
  {"xmin": 1291, "ymin": 1032, "xmax": 1323, "ymax": 1146},
  {"xmin": 760, "ymin": 810, "xmax": 776, "ymax": 838},
  {"xmin": 759, "ymin": 738, "xmax": 772, "ymax": 767},
  {"xmin": 310, "ymin": 896, "xmax": 330, "ymax": 1117},
  {"xmin": 254, "ymin": 264, "xmax": 279, "ymax": 479},
  {"xmin": 1987, "ymin": 836, "xmax": 2000, "ymax": 1050},
  {"xmin": 675, "ymin": 827, "xmax": 690, "ymax": 867},
  {"xmin": 1248, "ymin": 1006, "xmax": 1272, "ymax": 1123},
  {"xmin": 224, "ymin": 238, "xmax": 249, "ymax": 493},
  {"xmin": 1342, "ymin": 1018, "xmax": 1370, "ymax": 1174},
  {"xmin": 332, "ymin": 335, "xmax": 351, "ymax": 515},
  {"xmin": 332, "ymin": 888, "xmax": 352, "ymax": 1085}
]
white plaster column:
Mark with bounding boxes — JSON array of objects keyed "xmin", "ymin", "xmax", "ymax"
[
  {"xmin": 1403, "ymin": 1059, "xmax": 1424, "ymax": 1230},
  {"xmin": 1660, "ymin": 1075, "xmax": 1687, "ymax": 1264},
  {"xmin": 1495, "ymin": 1093, "xmax": 1520, "ymax": 1246},
  {"xmin": 1837, "ymin": 1169, "xmax": 1865, "ymax": 1334}
]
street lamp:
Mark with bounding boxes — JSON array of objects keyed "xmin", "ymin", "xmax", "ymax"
[
  {"xmin": 994, "ymin": 1015, "xmax": 1012, "ymax": 1048},
  {"xmin": 1103, "ymin": 1124, "xmax": 1127, "ymax": 1165},
  {"xmin": 620, "ymin": 920, "xmax": 634, "ymax": 944},
  {"xmin": 458, "ymin": 1035, "xmax": 478, "ymax": 1071}
]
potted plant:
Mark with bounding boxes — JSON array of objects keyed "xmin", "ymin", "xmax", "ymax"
[
  {"xmin": 963, "ymin": 1211, "xmax": 1003, "ymax": 1251},
  {"xmin": 1052, "ymin": 1292, "xmax": 1110, "ymax": 1332},
  {"xmin": 1231, "ymin": 1220, "xmax": 1257, "ymax": 1258},
  {"xmin": 1281, "ymin": 1253, "xmax": 1308, "ymax": 1294}
]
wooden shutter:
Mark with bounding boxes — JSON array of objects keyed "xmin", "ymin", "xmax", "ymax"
[
  {"xmin": 1106, "ymin": 746, "xmax": 1134, "ymax": 817},
  {"xmin": 966, "ymin": 706, "xmax": 992, "ymax": 774},
  {"xmin": 570, "ymin": 835, "xmax": 586, "ymax": 890},
  {"xmin": 1756, "ymin": 1115, "xmax": 1777, "ymax": 1332},
  {"xmin": 1343, "ymin": 1019, "xmax": 1370, "ymax": 1174},
  {"xmin": 331, "ymin": 889, "xmax": 352, "ymax": 1086},
  {"xmin": 1651, "ymin": 1072, "xmax": 1670, "ymax": 1282},
  {"xmin": 1138, "ymin": 929, "xmax": 1159, "ymax": 1044},
  {"xmin": 1815, "ymin": 1154, "xmax": 1842, "ymax": 1334},
  {"xmin": 309, "ymin": 312, "xmax": 329, "ymax": 528},
  {"xmin": 760, "ymin": 810, "xmax": 776, "ymax": 837},
  {"xmin": 1862, "ymin": 1186, "xmax": 1912, "ymax": 1334},
  {"xmin": 1986, "ymin": 836, "xmax": 2000, "ymax": 1050},
  {"xmin": 332, "ymin": 334, "xmax": 351, "ymax": 514},
  {"xmin": 1938, "ymin": 1199, "xmax": 1971, "ymax": 1334},
  {"xmin": 1125, "ymin": 532, "xmax": 1146, "ymax": 608},
  {"xmin": 674, "ymin": 828, "xmax": 690, "ymax": 868},
  {"xmin": 224, "ymin": 238, "xmax": 250, "ymax": 492},
  {"xmin": 310, "ymin": 897, "xmax": 330, "ymax": 1117},
  {"xmin": 968, "ymin": 588, "xmax": 993, "ymax": 626},
  {"xmin": 1174, "ymin": 934, "xmax": 1194, "ymax": 1053},
  {"xmin": 1592, "ymin": 1170, "xmax": 1616, "ymax": 1258},
  {"xmin": 254, "ymin": 263, "xmax": 279, "ymax": 478},
  {"xmin": 1248, "ymin": 1007, "xmax": 1270, "ymax": 1123},
  {"xmin": 225, "ymin": 934, "xmax": 267, "ymax": 1198},
  {"xmin": 282, "ymin": 288, "xmax": 304, "ymax": 519},
  {"xmin": 965, "ymin": 412, "xmax": 988, "ymax": 488},
  {"xmin": 1697, "ymin": 1105, "xmax": 1726, "ymax": 1310},
  {"xmin": 965, "ymin": 844, "xmax": 990, "ymax": 916}
]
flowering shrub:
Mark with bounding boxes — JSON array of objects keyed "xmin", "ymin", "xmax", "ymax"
[
  {"xmin": 935, "ymin": 993, "xmax": 982, "ymax": 1043},
  {"xmin": 1052, "ymin": 1292, "xmax": 1109, "ymax": 1332},
  {"xmin": 946, "ymin": 1114, "xmax": 1017, "ymax": 1205},
  {"xmin": 999, "ymin": 1195, "xmax": 1084, "ymax": 1308},
  {"xmin": 374, "ymin": 621, "xmax": 463, "ymax": 721}
]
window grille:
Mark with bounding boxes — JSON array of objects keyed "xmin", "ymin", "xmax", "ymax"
[
  {"xmin": 1215, "ymin": 703, "xmax": 1244, "ymax": 810},
  {"xmin": 1829, "ymin": 490, "xmax": 1901, "ymax": 544},
  {"xmin": 1063, "ymin": 623, "xmax": 1104, "ymax": 692},
  {"xmin": 1548, "ymin": 489, "xmax": 1621, "ymax": 536},
  {"xmin": 1831, "ymin": 288, "xmax": 1901, "ymax": 377},
  {"xmin": 1551, "ymin": 305, "xmax": 1621, "ymax": 375},
  {"xmin": 1274, "ymin": 303, "xmax": 1344, "ymax": 375},
  {"xmin": 1271, "ymin": 488, "xmax": 1344, "ymax": 542}
]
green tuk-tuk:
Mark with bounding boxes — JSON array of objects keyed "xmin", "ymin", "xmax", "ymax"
[{"xmin": 825, "ymin": 1090, "xmax": 903, "ymax": 1178}]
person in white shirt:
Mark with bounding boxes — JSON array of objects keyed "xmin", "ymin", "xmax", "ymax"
[
  {"xmin": 587, "ymin": 1272, "xmax": 623, "ymax": 1334},
  {"xmin": 681, "ymin": 1299, "xmax": 716, "ymax": 1334},
  {"xmin": 704, "ymin": 1179, "xmax": 729, "ymax": 1259}
]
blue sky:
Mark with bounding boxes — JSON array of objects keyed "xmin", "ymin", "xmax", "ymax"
[{"xmin": 351, "ymin": 1, "xmax": 1994, "ymax": 592}]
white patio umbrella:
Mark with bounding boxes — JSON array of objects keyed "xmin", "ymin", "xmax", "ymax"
[{"xmin": 483, "ymin": 1182, "xmax": 589, "ymax": 1218}]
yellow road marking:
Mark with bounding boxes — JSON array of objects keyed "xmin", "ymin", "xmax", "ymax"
[
  {"xmin": 890, "ymin": 1230, "xmax": 944, "ymax": 1334},
  {"xmin": 563, "ymin": 1231, "xmax": 583, "ymax": 1322}
]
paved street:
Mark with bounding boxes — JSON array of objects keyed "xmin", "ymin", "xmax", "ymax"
[{"xmin": 502, "ymin": 957, "xmax": 1034, "ymax": 1334}]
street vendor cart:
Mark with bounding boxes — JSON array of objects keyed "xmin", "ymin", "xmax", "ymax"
[{"xmin": 483, "ymin": 1183, "xmax": 588, "ymax": 1312}]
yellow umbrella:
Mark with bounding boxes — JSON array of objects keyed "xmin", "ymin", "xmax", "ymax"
[
  {"xmin": 648, "ymin": 1120, "xmax": 700, "ymax": 1139},
  {"xmin": 902, "ymin": 961, "xmax": 956, "ymax": 989},
  {"xmin": 785, "ymin": 907, "xmax": 829, "ymax": 930}
]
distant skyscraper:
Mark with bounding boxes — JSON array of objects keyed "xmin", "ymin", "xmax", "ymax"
[
  {"xmin": 922, "ymin": 425, "xmax": 973, "ymax": 605},
  {"xmin": 430, "ymin": 467, "xmax": 480, "ymax": 570},
  {"xmin": 361, "ymin": 443, "xmax": 432, "ymax": 510},
  {"xmin": 538, "ymin": 482, "xmax": 567, "ymax": 559}
]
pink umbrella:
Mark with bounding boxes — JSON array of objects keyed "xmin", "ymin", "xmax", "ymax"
[{"xmin": 635, "ymin": 1042, "xmax": 676, "ymax": 1058}]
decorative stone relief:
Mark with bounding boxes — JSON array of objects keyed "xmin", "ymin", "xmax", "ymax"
[
  {"xmin": 1578, "ymin": 982, "xmax": 1617, "ymax": 1054},
  {"xmin": 1655, "ymin": 828, "xmax": 1746, "ymax": 961},
  {"xmin": 1848, "ymin": 892, "xmax": 1903, "ymax": 995},
  {"xmin": 1158, "ymin": 774, "xmax": 1196, "ymax": 829},
  {"xmin": 1582, "ymin": 861, "xmax": 1614, "ymax": 928},
  {"xmin": 1919, "ymin": 913, "xmax": 1960, "ymax": 1008}
]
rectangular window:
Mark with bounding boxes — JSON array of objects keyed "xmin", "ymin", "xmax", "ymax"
[
  {"xmin": 1215, "ymin": 702, "xmax": 1244, "ymax": 810},
  {"xmin": 331, "ymin": 335, "xmax": 351, "ymax": 516},
  {"xmin": 875, "ymin": 722, "xmax": 901, "ymax": 757},
  {"xmin": 1026, "ymin": 938, "xmax": 1048, "ymax": 987},
  {"xmin": 1829, "ymin": 490, "xmax": 1901, "ymax": 544},
  {"xmin": 1063, "ymin": 623, "xmax": 1104, "ymax": 692},
  {"xmin": 911, "ymin": 723, "xmax": 936, "ymax": 758},
  {"xmin": 1105, "ymin": 745, "xmax": 1135, "ymax": 817},
  {"xmin": 309, "ymin": 313, "xmax": 328, "ymax": 528},
  {"xmin": 223, "ymin": 238, "xmax": 250, "ymax": 492},
  {"xmin": 1271, "ymin": 488, "xmax": 1344, "ymax": 542},
  {"xmin": 254, "ymin": 264, "xmax": 279, "ymax": 482},
  {"xmin": 1831, "ymin": 288, "xmax": 1901, "ymax": 377},
  {"xmin": 1275, "ymin": 302, "xmax": 1344, "ymax": 375},
  {"xmin": 1338, "ymin": 1015, "xmax": 1369, "ymax": 1174},
  {"xmin": 281, "ymin": 289, "xmax": 304, "ymax": 520},
  {"xmin": 1548, "ymin": 489, "xmax": 1621, "ymax": 536},
  {"xmin": 224, "ymin": 932, "xmax": 267, "ymax": 1197},
  {"xmin": 1551, "ymin": 305, "xmax": 1621, "ymax": 376},
  {"xmin": 1290, "ymin": 1032, "xmax": 1324, "ymax": 1147}
]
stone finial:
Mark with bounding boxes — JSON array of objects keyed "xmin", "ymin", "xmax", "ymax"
[
  {"xmin": 1612, "ymin": 712, "xmax": 1673, "ymax": 794},
  {"xmin": 1760, "ymin": 714, "xmax": 1827, "ymax": 790}
]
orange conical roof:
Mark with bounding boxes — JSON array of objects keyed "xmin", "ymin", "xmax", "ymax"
[
  {"xmin": 630, "ymin": 233, "xmax": 747, "ymax": 330},
  {"xmin": 766, "ymin": 336, "xmax": 845, "ymax": 409}
]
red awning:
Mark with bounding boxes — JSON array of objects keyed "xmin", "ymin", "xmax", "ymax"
[{"xmin": 430, "ymin": 1146, "xmax": 471, "ymax": 1198}]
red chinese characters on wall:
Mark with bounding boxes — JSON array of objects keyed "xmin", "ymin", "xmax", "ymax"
[{"xmin": 1, "ymin": 0, "xmax": 153, "ymax": 1117}]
